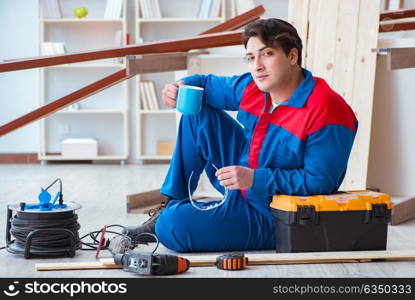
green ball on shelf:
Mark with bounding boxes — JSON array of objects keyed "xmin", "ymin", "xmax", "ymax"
[{"xmin": 74, "ymin": 7, "xmax": 88, "ymax": 19}]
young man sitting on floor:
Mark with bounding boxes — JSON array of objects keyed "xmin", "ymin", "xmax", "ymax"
[{"xmin": 123, "ymin": 18, "xmax": 358, "ymax": 252}]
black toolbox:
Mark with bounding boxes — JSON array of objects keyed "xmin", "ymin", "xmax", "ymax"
[{"xmin": 270, "ymin": 191, "xmax": 393, "ymax": 253}]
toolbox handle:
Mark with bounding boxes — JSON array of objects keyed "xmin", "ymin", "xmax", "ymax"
[
  {"xmin": 296, "ymin": 205, "xmax": 318, "ymax": 225},
  {"xmin": 364, "ymin": 204, "xmax": 391, "ymax": 224}
]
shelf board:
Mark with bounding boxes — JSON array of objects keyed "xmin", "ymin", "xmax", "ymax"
[
  {"xmin": 47, "ymin": 63, "xmax": 125, "ymax": 68},
  {"xmin": 138, "ymin": 155, "xmax": 172, "ymax": 160},
  {"xmin": 56, "ymin": 110, "xmax": 126, "ymax": 114},
  {"xmin": 198, "ymin": 54, "xmax": 245, "ymax": 59},
  {"xmin": 41, "ymin": 18, "xmax": 124, "ymax": 23},
  {"xmin": 139, "ymin": 110, "xmax": 176, "ymax": 114},
  {"xmin": 137, "ymin": 17, "xmax": 223, "ymax": 23},
  {"xmin": 378, "ymin": 38, "xmax": 415, "ymax": 48},
  {"xmin": 38, "ymin": 155, "xmax": 127, "ymax": 161}
]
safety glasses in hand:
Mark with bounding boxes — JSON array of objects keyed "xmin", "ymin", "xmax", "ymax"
[{"xmin": 188, "ymin": 164, "xmax": 228, "ymax": 211}]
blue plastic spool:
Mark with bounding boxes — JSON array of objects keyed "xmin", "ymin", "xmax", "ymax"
[{"xmin": 24, "ymin": 189, "xmax": 67, "ymax": 211}]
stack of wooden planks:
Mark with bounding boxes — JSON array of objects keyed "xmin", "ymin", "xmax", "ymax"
[
  {"xmin": 288, "ymin": 0, "xmax": 381, "ymax": 192},
  {"xmin": 35, "ymin": 250, "xmax": 415, "ymax": 271}
]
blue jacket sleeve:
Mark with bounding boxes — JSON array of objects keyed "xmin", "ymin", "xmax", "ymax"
[
  {"xmin": 181, "ymin": 73, "xmax": 253, "ymax": 111},
  {"xmin": 249, "ymin": 123, "xmax": 357, "ymax": 196}
]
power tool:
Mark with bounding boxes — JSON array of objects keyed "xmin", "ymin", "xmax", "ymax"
[
  {"xmin": 95, "ymin": 229, "xmax": 190, "ymax": 276},
  {"xmin": 114, "ymin": 251, "xmax": 190, "ymax": 275}
]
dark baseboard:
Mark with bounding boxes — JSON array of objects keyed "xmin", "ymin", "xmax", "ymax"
[{"xmin": 0, "ymin": 153, "xmax": 39, "ymax": 164}]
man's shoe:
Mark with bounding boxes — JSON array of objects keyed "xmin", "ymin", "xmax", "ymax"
[{"xmin": 122, "ymin": 200, "xmax": 168, "ymax": 243}]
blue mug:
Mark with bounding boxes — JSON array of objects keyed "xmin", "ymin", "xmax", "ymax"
[{"xmin": 176, "ymin": 85, "xmax": 204, "ymax": 115}]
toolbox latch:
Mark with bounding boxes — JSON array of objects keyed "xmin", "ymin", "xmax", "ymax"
[
  {"xmin": 365, "ymin": 204, "xmax": 391, "ymax": 223},
  {"xmin": 296, "ymin": 205, "xmax": 318, "ymax": 225}
]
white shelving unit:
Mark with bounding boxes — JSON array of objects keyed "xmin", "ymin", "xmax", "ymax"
[
  {"xmin": 137, "ymin": 18, "xmax": 224, "ymax": 23},
  {"xmin": 135, "ymin": 0, "xmax": 226, "ymax": 162},
  {"xmin": 38, "ymin": 0, "xmax": 130, "ymax": 164},
  {"xmin": 230, "ymin": 0, "xmax": 288, "ymax": 20}
]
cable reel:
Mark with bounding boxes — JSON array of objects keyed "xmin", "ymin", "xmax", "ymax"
[{"xmin": 6, "ymin": 178, "xmax": 82, "ymax": 258}]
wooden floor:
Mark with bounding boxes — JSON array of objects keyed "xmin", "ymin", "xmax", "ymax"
[{"xmin": 1, "ymin": 163, "xmax": 415, "ymax": 278}]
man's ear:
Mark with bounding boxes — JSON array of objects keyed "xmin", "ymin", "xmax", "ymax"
[{"xmin": 288, "ymin": 48, "xmax": 299, "ymax": 66}]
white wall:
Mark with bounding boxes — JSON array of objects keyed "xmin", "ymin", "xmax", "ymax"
[
  {"xmin": 367, "ymin": 41, "xmax": 415, "ymax": 197},
  {"xmin": 0, "ymin": 0, "xmax": 39, "ymax": 152},
  {"xmin": 365, "ymin": 2, "xmax": 415, "ymax": 196}
]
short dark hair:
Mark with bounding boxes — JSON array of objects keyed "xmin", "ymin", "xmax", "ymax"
[{"xmin": 243, "ymin": 18, "xmax": 303, "ymax": 67}]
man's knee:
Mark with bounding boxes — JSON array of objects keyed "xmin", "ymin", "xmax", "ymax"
[
  {"xmin": 155, "ymin": 206, "xmax": 189, "ymax": 252},
  {"xmin": 180, "ymin": 104, "xmax": 222, "ymax": 126}
]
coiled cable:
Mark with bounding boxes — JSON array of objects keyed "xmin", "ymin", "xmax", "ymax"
[{"xmin": 7, "ymin": 212, "xmax": 81, "ymax": 257}]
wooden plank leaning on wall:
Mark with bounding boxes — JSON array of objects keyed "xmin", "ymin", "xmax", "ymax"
[{"xmin": 288, "ymin": 0, "xmax": 381, "ymax": 191}]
